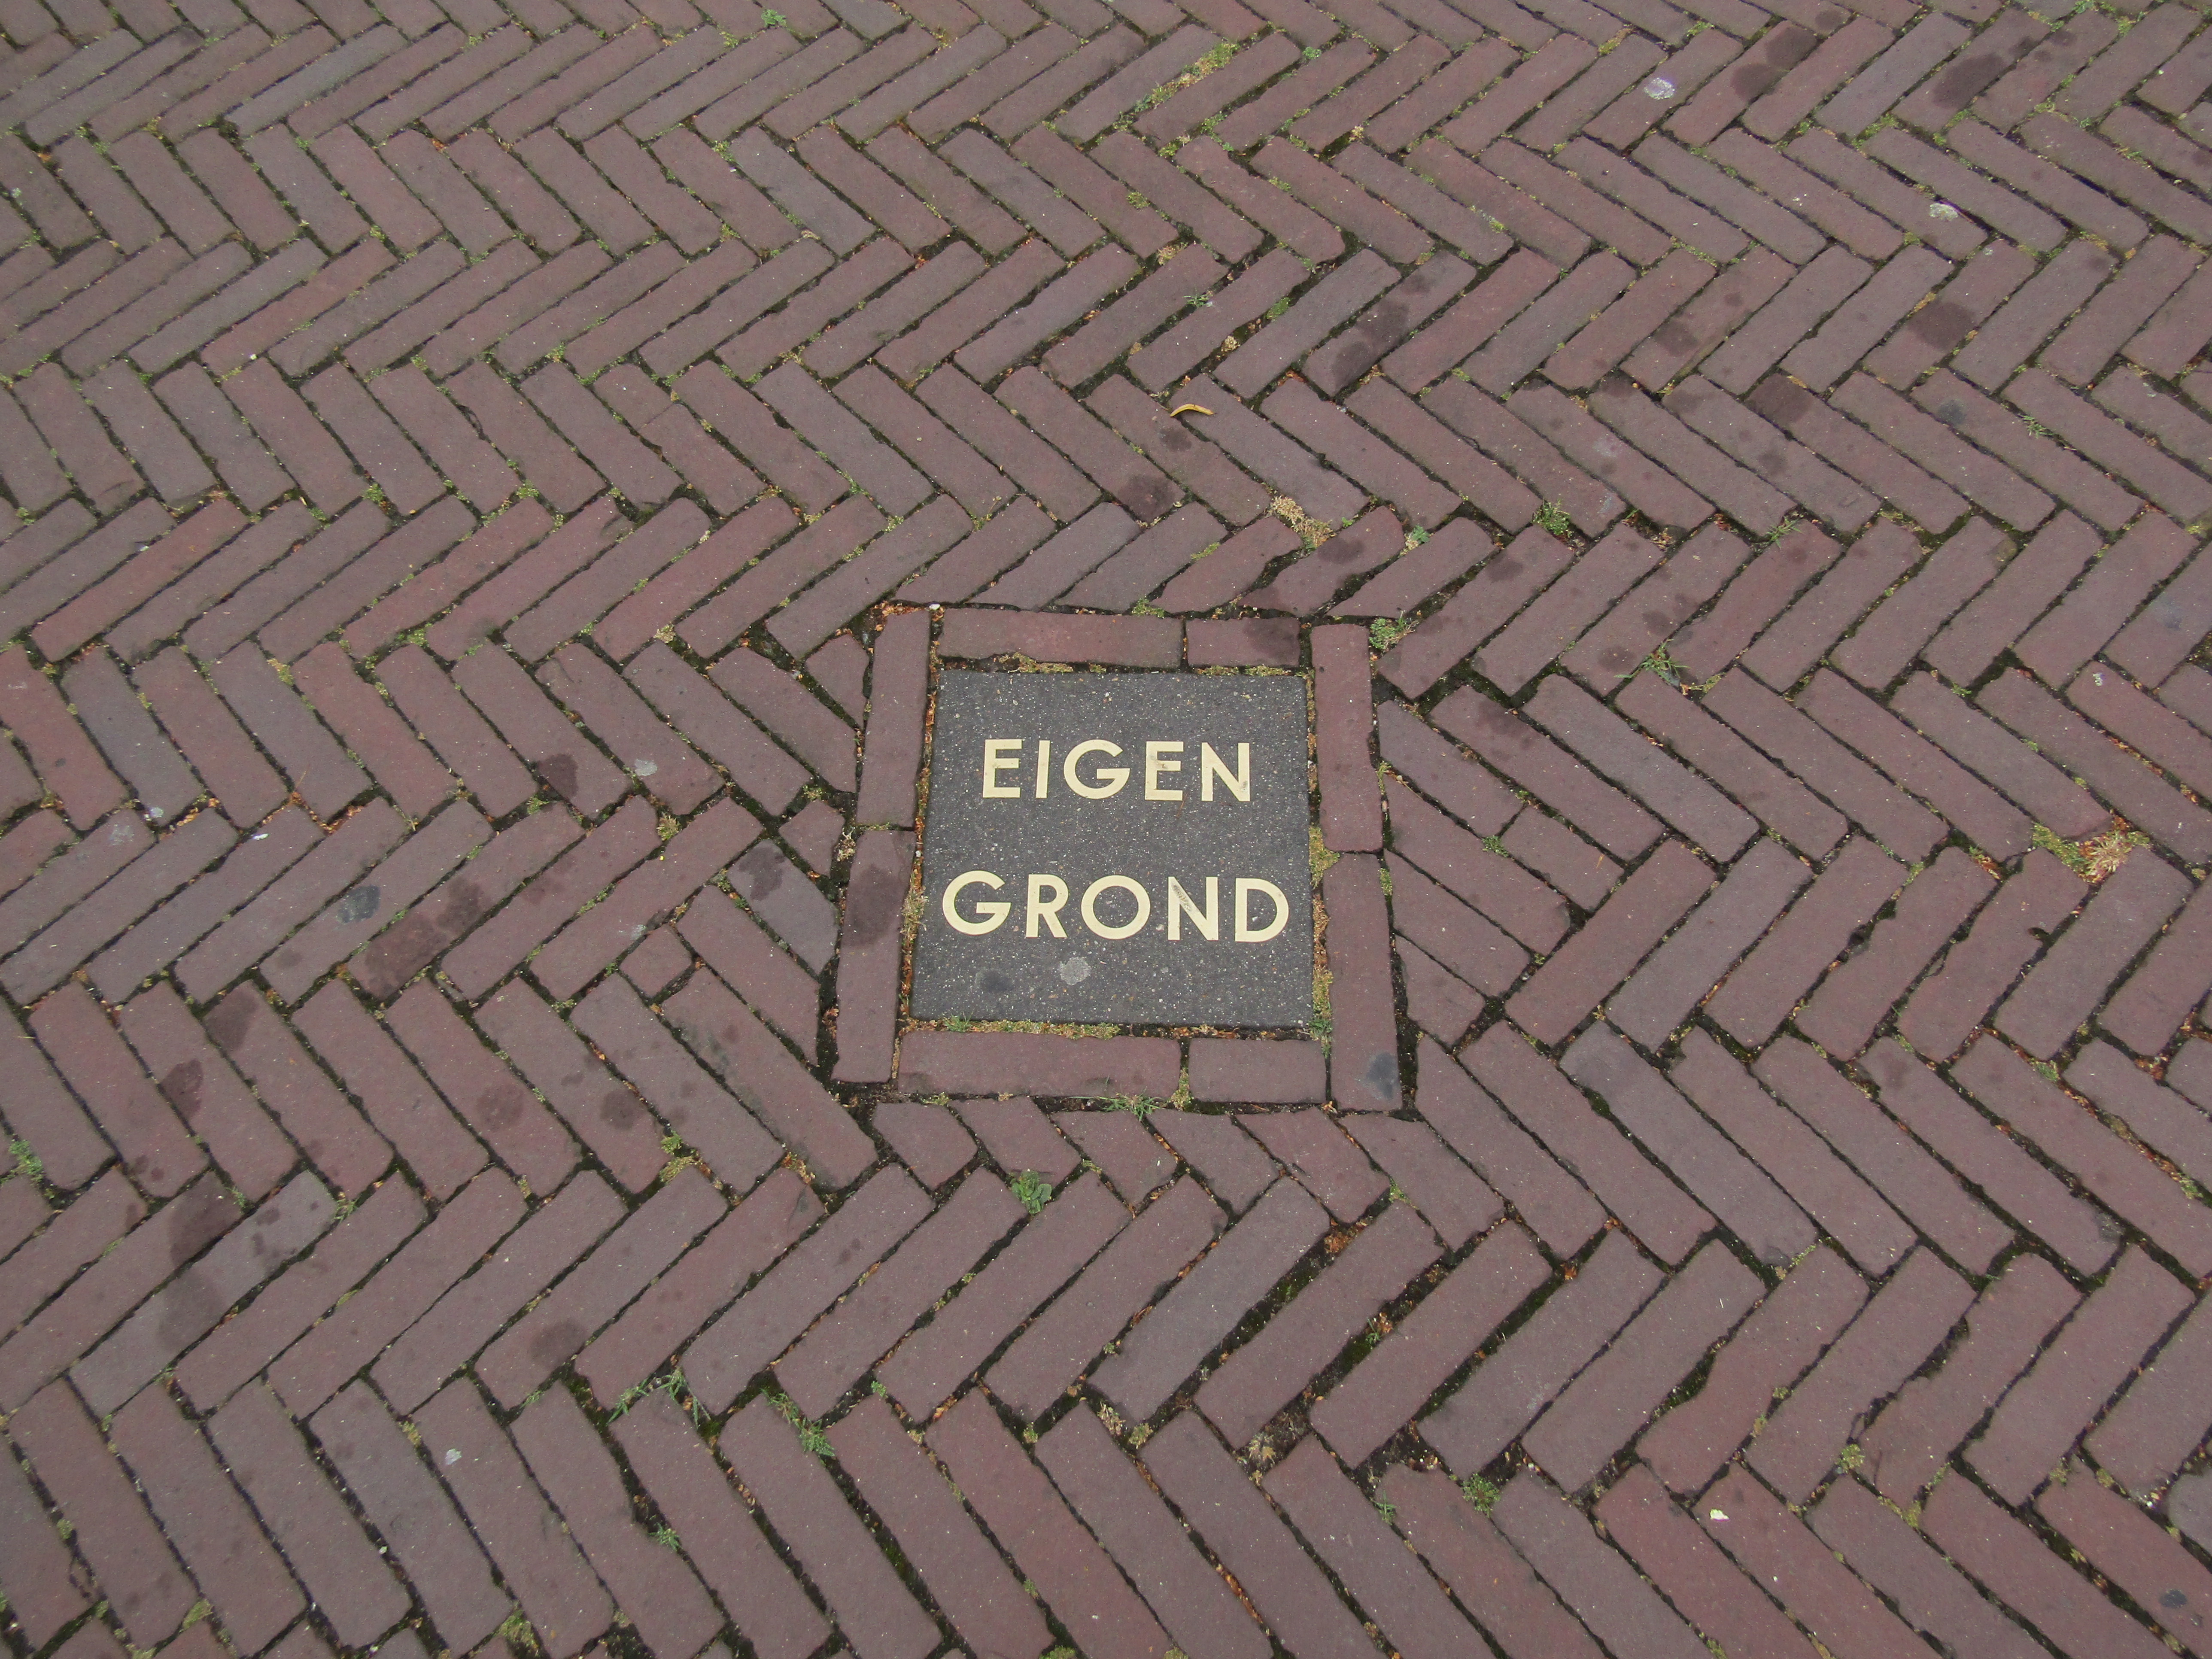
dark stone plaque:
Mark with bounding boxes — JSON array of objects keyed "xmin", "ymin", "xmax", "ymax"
[{"xmin": 911, "ymin": 671, "xmax": 1313, "ymax": 1027}]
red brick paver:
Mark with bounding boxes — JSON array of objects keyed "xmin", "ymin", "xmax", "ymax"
[{"xmin": 3, "ymin": 7, "xmax": 2211, "ymax": 1659}]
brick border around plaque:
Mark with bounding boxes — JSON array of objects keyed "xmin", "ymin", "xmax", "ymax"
[{"xmin": 835, "ymin": 606, "xmax": 1364, "ymax": 1111}]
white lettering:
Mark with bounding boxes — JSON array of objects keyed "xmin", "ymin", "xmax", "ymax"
[
  {"xmin": 1236, "ymin": 878, "xmax": 1289, "ymax": 942},
  {"xmin": 1027, "ymin": 873, "xmax": 1069, "ymax": 938},
  {"xmin": 970, "ymin": 738, "xmax": 1254, "ymax": 801},
  {"xmin": 942, "ymin": 870, "xmax": 1010, "ymax": 934},
  {"xmin": 948, "ymin": 873, "xmax": 1290, "ymax": 943},
  {"xmin": 1145, "ymin": 740, "xmax": 1184, "ymax": 800},
  {"xmin": 1201, "ymin": 742, "xmax": 1251, "ymax": 802},
  {"xmin": 1167, "ymin": 875, "xmax": 1218, "ymax": 941},
  {"xmin": 982, "ymin": 738, "xmax": 1023, "ymax": 798},
  {"xmin": 1063, "ymin": 739, "xmax": 1128, "ymax": 799},
  {"xmin": 1082, "ymin": 875, "xmax": 1151, "ymax": 939}
]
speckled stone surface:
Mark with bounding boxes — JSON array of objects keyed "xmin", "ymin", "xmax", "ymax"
[{"xmin": 911, "ymin": 671, "xmax": 1312, "ymax": 1027}]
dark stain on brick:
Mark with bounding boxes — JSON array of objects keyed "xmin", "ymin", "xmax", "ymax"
[
  {"xmin": 738, "ymin": 843, "xmax": 784, "ymax": 896},
  {"xmin": 1731, "ymin": 24, "xmax": 1817, "ymax": 98},
  {"xmin": 1359, "ymin": 298, "xmax": 1409, "ymax": 344},
  {"xmin": 1929, "ymin": 52, "xmax": 2003, "ymax": 108},
  {"xmin": 161, "ymin": 1060, "xmax": 204, "ymax": 1120},
  {"xmin": 1324, "ymin": 297, "xmax": 1412, "ymax": 385},
  {"xmin": 1361, "ymin": 1048, "xmax": 1401, "ymax": 1104},
  {"xmin": 478, "ymin": 1085, "xmax": 526, "ymax": 1128},
  {"xmin": 1753, "ymin": 379, "xmax": 1813, "ymax": 423},
  {"xmin": 844, "ymin": 860, "xmax": 904, "ymax": 946},
  {"xmin": 1907, "ymin": 299, "xmax": 1973, "ymax": 349},
  {"xmin": 205, "ymin": 990, "xmax": 257, "ymax": 1052},
  {"xmin": 1122, "ymin": 475, "xmax": 1176, "ymax": 520},
  {"xmin": 1240, "ymin": 618, "xmax": 1287, "ymax": 651},
  {"xmin": 540, "ymin": 752, "xmax": 579, "ymax": 801},
  {"xmin": 530, "ymin": 1316, "xmax": 589, "ymax": 1365},
  {"xmin": 157, "ymin": 1268, "xmax": 227, "ymax": 1350},
  {"xmin": 1322, "ymin": 523, "xmax": 1374, "ymax": 565},
  {"xmin": 406, "ymin": 880, "xmax": 484, "ymax": 949}
]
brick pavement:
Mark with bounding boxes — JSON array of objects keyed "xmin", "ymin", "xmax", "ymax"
[{"xmin": 2, "ymin": 0, "xmax": 2212, "ymax": 1656}]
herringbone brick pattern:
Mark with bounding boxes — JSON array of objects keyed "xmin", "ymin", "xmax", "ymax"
[{"xmin": 2, "ymin": 0, "xmax": 2212, "ymax": 1653}]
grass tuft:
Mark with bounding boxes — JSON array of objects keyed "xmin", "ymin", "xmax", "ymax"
[{"xmin": 1012, "ymin": 1169, "xmax": 1054, "ymax": 1213}]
